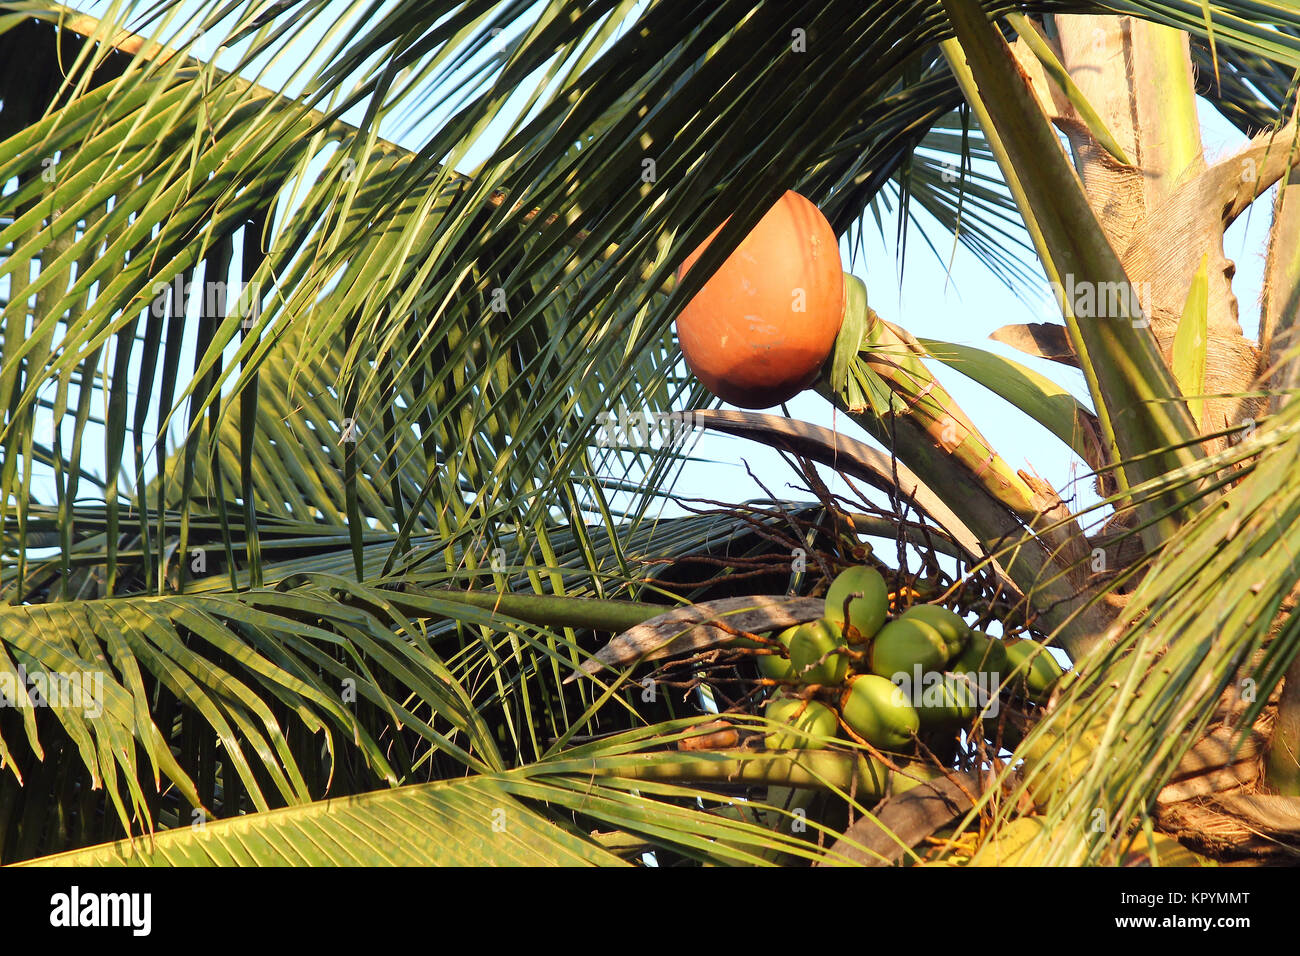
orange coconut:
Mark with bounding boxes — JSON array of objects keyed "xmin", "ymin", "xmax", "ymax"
[{"xmin": 674, "ymin": 190, "xmax": 844, "ymax": 409}]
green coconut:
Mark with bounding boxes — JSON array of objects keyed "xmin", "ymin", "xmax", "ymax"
[
  {"xmin": 824, "ymin": 566, "xmax": 889, "ymax": 643},
  {"xmin": 951, "ymin": 629, "xmax": 1010, "ymax": 677},
  {"xmin": 869, "ymin": 617, "xmax": 950, "ymax": 681},
  {"xmin": 899, "ymin": 604, "xmax": 970, "ymax": 659},
  {"xmin": 787, "ymin": 618, "xmax": 850, "ymax": 686},
  {"xmin": 1004, "ymin": 638, "xmax": 1065, "ymax": 701},
  {"xmin": 756, "ymin": 628, "xmax": 796, "ymax": 680},
  {"xmin": 765, "ymin": 695, "xmax": 840, "ymax": 750},
  {"xmin": 839, "ymin": 674, "xmax": 919, "ymax": 750},
  {"xmin": 914, "ymin": 672, "xmax": 983, "ymax": 729}
]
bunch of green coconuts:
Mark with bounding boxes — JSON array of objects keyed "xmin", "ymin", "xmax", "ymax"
[{"xmin": 755, "ymin": 566, "xmax": 1063, "ymax": 752}]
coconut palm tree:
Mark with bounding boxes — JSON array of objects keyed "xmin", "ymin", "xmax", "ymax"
[{"xmin": 2, "ymin": 0, "xmax": 1300, "ymax": 865}]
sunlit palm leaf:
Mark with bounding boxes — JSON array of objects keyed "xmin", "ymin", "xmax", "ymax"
[{"xmin": 22, "ymin": 777, "xmax": 627, "ymax": 866}]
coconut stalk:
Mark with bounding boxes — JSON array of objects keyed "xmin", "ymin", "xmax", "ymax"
[
  {"xmin": 820, "ymin": 311, "xmax": 1109, "ymax": 658},
  {"xmin": 400, "ymin": 585, "xmax": 664, "ymax": 634},
  {"xmin": 569, "ymin": 749, "xmax": 890, "ymax": 799}
]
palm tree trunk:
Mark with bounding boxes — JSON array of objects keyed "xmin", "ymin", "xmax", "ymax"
[
  {"xmin": 1052, "ymin": 14, "xmax": 1296, "ymax": 799},
  {"xmin": 948, "ymin": 7, "xmax": 1294, "ymax": 821},
  {"xmin": 1052, "ymin": 15, "xmax": 1264, "ymax": 445},
  {"xmin": 1261, "ymin": 169, "xmax": 1300, "ymax": 792}
]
